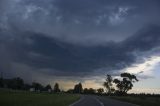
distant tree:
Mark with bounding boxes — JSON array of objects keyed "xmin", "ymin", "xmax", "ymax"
[
  {"xmin": 66, "ymin": 89, "xmax": 74, "ymax": 93},
  {"xmin": 113, "ymin": 73, "xmax": 138, "ymax": 95},
  {"xmin": 78, "ymin": 83, "xmax": 83, "ymax": 93},
  {"xmin": 83, "ymin": 88, "xmax": 89, "ymax": 94},
  {"xmin": 0, "ymin": 77, "xmax": 4, "ymax": 88},
  {"xmin": 15, "ymin": 77, "xmax": 24, "ymax": 89},
  {"xmin": 74, "ymin": 84, "xmax": 78, "ymax": 93},
  {"xmin": 32, "ymin": 82, "xmax": 43, "ymax": 91},
  {"xmin": 103, "ymin": 74, "xmax": 113, "ymax": 95},
  {"xmin": 8, "ymin": 77, "xmax": 24, "ymax": 90},
  {"xmin": 88, "ymin": 88, "xmax": 96, "ymax": 94},
  {"xmin": 83, "ymin": 88, "xmax": 96, "ymax": 94},
  {"xmin": 45, "ymin": 84, "xmax": 52, "ymax": 91},
  {"xmin": 73, "ymin": 83, "xmax": 83, "ymax": 93},
  {"xmin": 0, "ymin": 72, "xmax": 3, "ymax": 88},
  {"xmin": 110, "ymin": 87, "xmax": 115, "ymax": 94},
  {"xmin": 23, "ymin": 84, "xmax": 31, "ymax": 90},
  {"xmin": 97, "ymin": 88, "xmax": 104, "ymax": 94},
  {"xmin": 53, "ymin": 83, "xmax": 60, "ymax": 93}
]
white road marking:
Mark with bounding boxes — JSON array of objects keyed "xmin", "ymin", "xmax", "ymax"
[
  {"xmin": 69, "ymin": 96, "xmax": 84, "ymax": 106},
  {"xmin": 94, "ymin": 97, "xmax": 104, "ymax": 106}
]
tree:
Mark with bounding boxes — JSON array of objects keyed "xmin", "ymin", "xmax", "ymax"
[
  {"xmin": 83, "ymin": 88, "xmax": 89, "ymax": 94},
  {"xmin": 103, "ymin": 74, "xmax": 113, "ymax": 95},
  {"xmin": 66, "ymin": 89, "xmax": 74, "ymax": 93},
  {"xmin": 83, "ymin": 88, "xmax": 96, "ymax": 94},
  {"xmin": 78, "ymin": 83, "xmax": 83, "ymax": 93},
  {"xmin": 8, "ymin": 77, "xmax": 24, "ymax": 90},
  {"xmin": 110, "ymin": 87, "xmax": 115, "ymax": 93},
  {"xmin": 113, "ymin": 73, "xmax": 138, "ymax": 95},
  {"xmin": 32, "ymin": 82, "xmax": 43, "ymax": 91},
  {"xmin": 54, "ymin": 83, "xmax": 60, "ymax": 93},
  {"xmin": 23, "ymin": 84, "xmax": 31, "ymax": 90},
  {"xmin": 88, "ymin": 88, "xmax": 96, "ymax": 94},
  {"xmin": 0, "ymin": 72, "xmax": 3, "ymax": 88},
  {"xmin": 73, "ymin": 83, "xmax": 83, "ymax": 93},
  {"xmin": 0, "ymin": 77, "xmax": 4, "ymax": 88},
  {"xmin": 45, "ymin": 84, "xmax": 52, "ymax": 91},
  {"xmin": 97, "ymin": 88, "xmax": 104, "ymax": 94}
]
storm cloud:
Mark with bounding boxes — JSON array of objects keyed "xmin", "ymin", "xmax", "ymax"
[
  {"xmin": 0, "ymin": 0, "xmax": 160, "ymax": 84},
  {"xmin": 1, "ymin": 25, "xmax": 160, "ymax": 77},
  {"xmin": 1, "ymin": 0, "xmax": 160, "ymax": 45}
]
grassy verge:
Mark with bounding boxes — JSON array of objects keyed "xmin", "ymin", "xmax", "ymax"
[
  {"xmin": 0, "ymin": 89, "xmax": 80, "ymax": 106},
  {"xmin": 111, "ymin": 96, "xmax": 160, "ymax": 106}
]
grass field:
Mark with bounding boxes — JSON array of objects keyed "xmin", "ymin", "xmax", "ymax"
[
  {"xmin": 0, "ymin": 89, "xmax": 80, "ymax": 106},
  {"xmin": 111, "ymin": 96, "xmax": 160, "ymax": 106}
]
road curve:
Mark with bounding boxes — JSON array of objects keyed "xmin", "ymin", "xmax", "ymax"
[{"xmin": 69, "ymin": 95, "xmax": 139, "ymax": 106}]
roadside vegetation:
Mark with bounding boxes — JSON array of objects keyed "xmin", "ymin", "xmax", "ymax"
[
  {"xmin": 111, "ymin": 96, "xmax": 160, "ymax": 106},
  {"xmin": 0, "ymin": 89, "xmax": 80, "ymax": 106},
  {"xmin": 0, "ymin": 73, "xmax": 160, "ymax": 106},
  {"xmin": 102, "ymin": 73, "xmax": 160, "ymax": 106},
  {"xmin": 103, "ymin": 73, "xmax": 138, "ymax": 95}
]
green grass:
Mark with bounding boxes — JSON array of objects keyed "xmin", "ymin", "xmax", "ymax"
[
  {"xmin": 0, "ymin": 89, "xmax": 80, "ymax": 106},
  {"xmin": 111, "ymin": 96, "xmax": 160, "ymax": 106}
]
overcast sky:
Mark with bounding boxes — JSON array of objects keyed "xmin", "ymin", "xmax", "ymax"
[{"xmin": 0, "ymin": 0, "xmax": 160, "ymax": 93}]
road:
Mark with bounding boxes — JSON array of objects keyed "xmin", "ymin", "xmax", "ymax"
[{"xmin": 70, "ymin": 95, "xmax": 139, "ymax": 106}]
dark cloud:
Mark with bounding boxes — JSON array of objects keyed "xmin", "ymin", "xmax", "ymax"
[
  {"xmin": 0, "ymin": 0, "xmax": 160, "ymax": 83},
  {"xmin": 1, "ymin": 0, "xmax": 160, "ymax": 45},
  {"xmin": 1, "ymin": 25, "xmax": 160, "ymax": 78},
  {"xmin": 123, "ymin": 25, "xmax": 160, "ymax": 51}
]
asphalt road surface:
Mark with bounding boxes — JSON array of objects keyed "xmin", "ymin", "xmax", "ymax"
[{"xmin": 70, "ymin": 95, "xmax": 139, "ymax": 106}]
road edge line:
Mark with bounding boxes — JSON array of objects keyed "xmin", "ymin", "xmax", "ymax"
[
  {"xmin": 69, "ymin": 96, "xmax": 84, "ymax": 106},
  {"xmin": 95, "ymin": 97, "xmax": 104, "ymax": 106}
]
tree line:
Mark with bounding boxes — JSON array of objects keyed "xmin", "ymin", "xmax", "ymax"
[
  {"xmin": 0, "ymin": 77, "xmax": 60, "ymax": 93},
  {"xmin": 66, "ymin": 83, "xmax": 104, "ymax": 95},
  {"xmin": 1, "ymin": 72, "xmax": 159, "ymax": 96},
  {"xmin": 67, "ymin": 73, "xmax": 139, "ymax": 96},
  {"xmin": 0, "ymin": 76, "xmax": 104, "ymax": 94}
]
